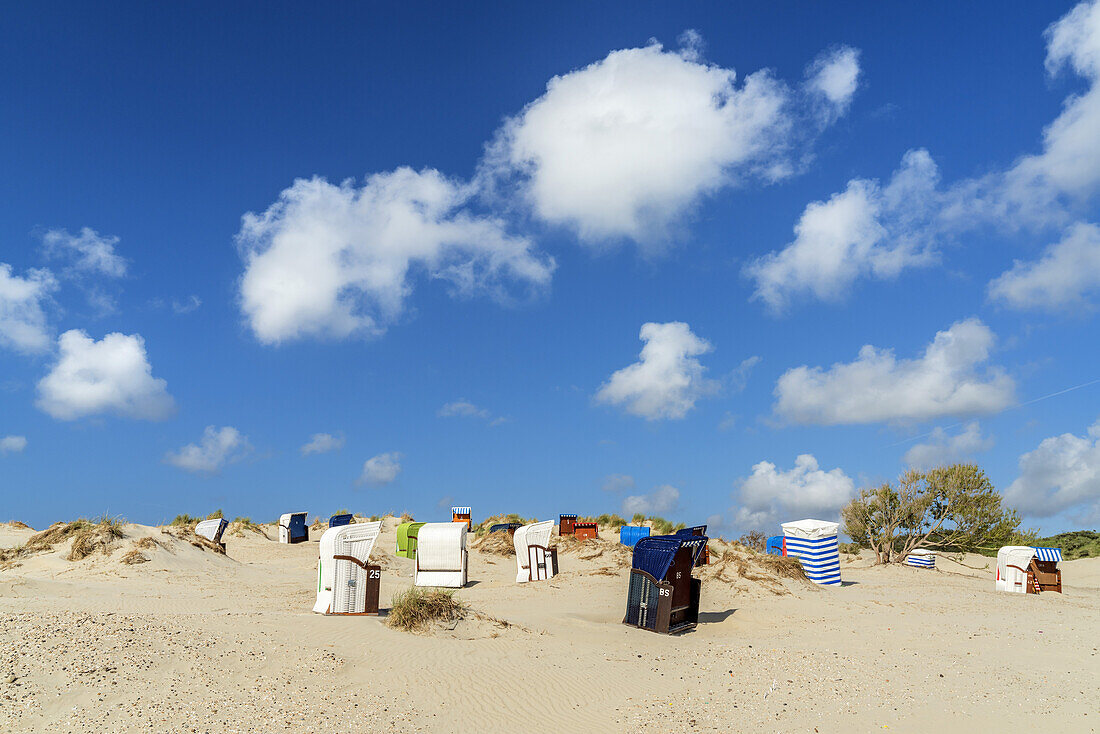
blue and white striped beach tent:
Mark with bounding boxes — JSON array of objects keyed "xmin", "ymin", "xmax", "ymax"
[
  {"xmin": 781, "ymin": 519, "xmax": 841, "ymax": 586},
  {"xmin": 1033, "ymin": 547, "xmax": 1062, "ymax": 562},
  {"xmin": 904, "ymin": 549, "xmax": 935, "ymax": 569}
]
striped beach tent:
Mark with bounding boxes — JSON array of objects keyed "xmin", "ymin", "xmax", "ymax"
[
  {"xmin": 904, "ymin": 549, "xmax": 935, "ymax": 569},
  {"xmin": 1033, "ymin": 546, "xmax": 1062, "ymax": 562},
  {"xmin": 781, "ymin": 519, "xmax": 841, "ymax": 586}
]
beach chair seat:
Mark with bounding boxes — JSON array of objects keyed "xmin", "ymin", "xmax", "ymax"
[
  {"xmin": 415, "ymin": 523, "xmax": 468, "ymax": 588},
  {"xmin": 514, "ymin": 520, "xmax": 556, "ymax": 583},
  {"xmin": 313, "ymin": 521, "xmax": 383, "ymax": 615}
]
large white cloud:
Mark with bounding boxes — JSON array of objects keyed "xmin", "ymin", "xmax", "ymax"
[
  {"xmin": 1003, "ymin": 418, "xmax": 1100, "ymax": 519},
  {"xmin": 595, "ymin": 321, "xmax": 718, "ymax": 420},
  {"xmin": 733, "ymin": 454, "xmax": 855, "ymax": 530},
  {"xmin": 622, "ymin": 484, "xmax": 680, "ymax": 516},
  {"xmin": 481, "ymin": 39, "xmax": 859, "ymax": 247},
  {"xmin": 165, "ymin": 426, "xmax": 251, "ymax": 475},
  {"xmin": 903, "ymin": 421, "xmax": 994, "ymax": 469},
  {"xmin": 988, "ymin": 222, "xmax": 1100, "ymax": 310},
  {"xmin": 236, "ymin": 168, "xmax": 554, "ymax": 344},
  {"xmin": 774, "ymin": 318, "xmax": 1015, "ymax": 425},
  {"xmin": 40, "ymin": 227, "xmax": 127, "ymax": 278},
  {"xmin": 359, "ymin": 452, "xmax": 402, "ymax": 486},
  {"xmin": 35, "ymin": 330, "xmax": 175, "ymax": 421},
  {"xmin": 745, "ymin": 149, "xmax": 940, "ymax": 312},
  {"xmin": 0, "ymin": 435, "xmax": 27, "ymax": 455},
  {"xmin": 0, "ymin": 264, "xmax": 57, "ymax": 355}
]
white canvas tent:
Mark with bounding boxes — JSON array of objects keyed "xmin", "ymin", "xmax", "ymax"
[
  {"xmin": 997, "ymin": 546, "xmax": 1038, "ymax": 593},
  {"xmin": 194, "ymin": 518, "xmax": 228, "ymax": 547},
  {"xmin": 904, "ymin": 548, "xmax": 935, "ymax": 569},
  {"xmin": 415, "ymin": 522, "xmax": 468, "ymax": 588},
  {"xmin": 513, "ymin": 520, "xmax": 555, "ymax": 583},
  {"xmin": 781, "ymin": 519, "xmax": 841, "ymax": 586},
  {"xmin": 313, "ymin": 520, "xmax": 382, "ymax": 614}
]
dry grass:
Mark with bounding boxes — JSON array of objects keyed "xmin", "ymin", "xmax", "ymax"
[
  {"xmin": 555, "ymin": 533, "xmax": 633, "ymax": 567},
  {"xmin": 121, "ymin": 549, "xmax": 149, "ymax": 565},
  {"xmin": 698, "ymin": 544, "xmax": 812, "ymax": 595},
  {"xmin": 4, "ymin": 520, "xmax": 31, "ymax": 530},
  {"xmin": 14, "ymin": 516, "xmax": 126, "ymax": 562},
  {"xmin": 160, "ymin": 525, "xmax": 226, "ymax": 555},
  {"xmin": 229, "ymin": 517, "xmax": 267, "ymax": 538},
  {"xmin": 133, "ymin": 536, "xmax": 159, "ymax": 550},
  {"xmin": 386, "ymin": 588, "xmax": 466, "ymax": 633},
  {"xmin": 472, "ymin": 530, "xmax": 515, "ymax": 556}
]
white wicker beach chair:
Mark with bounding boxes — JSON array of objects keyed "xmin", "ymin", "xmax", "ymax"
[
  {"xmin": 194, "ymin": 518, "xmax": 228, "ymax": 548},
  {"xmin": 514, "ymin": 520, "xmax": 556, "ymax": 583},
  {"xmin": 313, "ymin": 521, "xmax": 382, "ymax": 614},
  {"xmin": 414, "ymin": 522, "xmax": 468, "ymax": 588}
]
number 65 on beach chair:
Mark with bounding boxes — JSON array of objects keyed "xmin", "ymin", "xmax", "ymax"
[
  {"xmin": 513, "ymin": 520, "xmax": 557, "ymax": 582},
  {"xmin": 313, "ymin": 521, "xmax": 383, "ymax": 615}
]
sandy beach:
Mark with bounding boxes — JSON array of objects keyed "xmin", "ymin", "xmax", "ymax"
[{"xmin": 1, "ymin": 518, "xmax": 1097, "ymax": 733}]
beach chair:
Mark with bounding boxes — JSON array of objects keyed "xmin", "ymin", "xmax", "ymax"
[
  {"xmin": 623, "ymin": 534, "xmax": 707, "ymax": 635},
  {"xmin": 313, "ymin": 521, "xmax": 383, "ymax": 615},
  {"xmin": 396, "ymin": 521, "xmax": 426, "ymax": 558},
  {"xmin": 278, "ymin": 512, "xmax": 309, "ymax": 544},
  {"xmin": 451, "ymin": 506, "xmax": 472, "ymax": 530},
  {"xmin": 676, "ymin": 525, "xmax": 709, "ymax": 566},
  {"xmin": 415, "ymin": 522, "xmax": 468, "ymax": 588},
  {"xmin": 997, "ymin": 546, "xmax": 1062, "ymax": 594},
  {"xmin": 904, "ymin": 549, "xmax": 936, "ymax": 569},
  {"xmin": 573, "ymin": 522, "xmax": 598, "ymax": 540},
  {"xmin": 329, "ymin": 513, "xmax": 353, "ymax": 528},
  {"xmin": 194, "ymin": 518, "xmax": 228, "ymax": 550},
  {"xmin": 488, "ymin": 522, "xmax": 522, "ymax": 537},
  {"xmin": 559, "ymin": 514, "xmax": 577, "ymax": 536},
  {"xmin": 766, "ymin": 536, "xmax": 785, "ymax": 556},
  {"xmin": 781, "ymin": 519, "xmax": 841, "ymax": 586},
  {"xmin": 619, "ymin": 525, "xmax": 650, "ymax": 548},
  {"xmin": 514, "ymin": 520, "xmax": 557, "ymax": 583}
]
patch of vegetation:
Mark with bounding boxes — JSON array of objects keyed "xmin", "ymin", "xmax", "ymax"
[
  {"xmin": 839, "ymin": 542, "xmax": 863, "ymax": 555},
  {"xmin": 205, "ymin": 509, "xmax": 223, "ymax": 519},
  {"xmin": 67, "ymin": 516, "xmax": 125, "ymax": 561},
  {"xmin": 229, "ymin": 517, "xmax": 267, "ymax": 537},
  {"xmin": 738, "ymin": 531, "xmax": 767, "ymax": 552},
  {"xmin": 593, "ymin": 514, "xmax": 627, "ymax": 529},
  {"xmin": 386, "ymin": 588, "xmax": 466, "ymax": 633},
  {"xmin": 1030, "ymin": 530, "xmax": 1099, "ymax": 560},
  {"xmin": 473, "ymin": 514, "xmax": 535, "ymax": 537},
  {"xmin": 169, "ymin": 514, "xmax": 200, "ymax": 527},
  {"xmin": 121, "ymin": 549, "xmax": 149, "ymax": 565}
]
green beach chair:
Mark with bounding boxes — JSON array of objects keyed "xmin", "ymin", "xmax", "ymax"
[{"xmin": 396, "ymin": 521, "xmax": 426, "ymax": 558}]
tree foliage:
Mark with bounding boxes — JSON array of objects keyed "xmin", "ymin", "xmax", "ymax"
[{"xmin": 841, "ymin": 464, "xmax": 1021, "ymax": 564}]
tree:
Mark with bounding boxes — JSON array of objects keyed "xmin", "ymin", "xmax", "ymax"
[
  {"xmin": 841, "ymin": 464, "xmax": 1021, "ymax": 564},
  {"xmin": 738, "ymin": 530, "xmax": 767, "ymax": 552}
]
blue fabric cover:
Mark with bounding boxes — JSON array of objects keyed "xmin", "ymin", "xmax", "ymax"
[
  {"xmin": 329, "ymin": 513, "xmax": 353, "ymax": 528},
  {"xmin": 287, "ymin": 512, "xmax": 308, "ymax": 541},
  {"xmin": 766, "ymin": 536, "xmax": 784, "ymax": 556},
  {"xmin": 619, "ymin": 525, "xmax": 651, "ymax": 547},
  {"xmin": 1033, "ymin": 547, "xmax": 1062, "ymax": 562},
  {"xmin": 631, "ymin": 535, "xmax": 709, "ymax": 580},
  {"xmin": 488, "ymin": 522, "xmax": 522, "ymax": 534}
]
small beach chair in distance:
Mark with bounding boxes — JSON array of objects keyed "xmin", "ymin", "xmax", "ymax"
[
  {"xmin": 195, "ymin": 518, "xmax": 228, "ymax": 550},
  {"xmin": 573, "ymin": 522, "xmax": 598, "ymax": 541},
  {"xmin": 313, "ymin": 520, "xmax": 383, "ymax": 615},
  {"xmin": 559, "ymin": 514, "xmax": 577, "ymax": 536},
  {"xmin": 329, "ymin": 513, "xmax": 353, "ymax": 528},
  {"xmin": 514, "ymin": 520, "xmax": 557, "ymax": 583},
  {"xmin": 488, "ymin": 522, "xmax": 522, "ymax": 537},
  {"xmin": 278, "ymin": 512, "xmax": 309, "ymax": 544},
  {"xmin": 623, "ymin": 534, "xmax": 707, "ymax": 635},
  {"xmin": 451, "ymin": 506, "xmax": 472, "ymax": 530},
  {"xmin": 997, "ymin": 546, "xmax": 1063, "ymax": 594},
  {"xmin": 903, "ymin": 549, "xmax": 935, "ymax": 569},
  {"xmin": 396, "ymin": 521, "xmax": 426, "ymax": 558},
  {"xmin": 414, "ymin": 522, "xmax": 468, "ymax": 588}
]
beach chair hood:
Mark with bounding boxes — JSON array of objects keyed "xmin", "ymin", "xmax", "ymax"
[{"xmin": 195, "ymin": 518, "xmax": 228, "ymax": 544}]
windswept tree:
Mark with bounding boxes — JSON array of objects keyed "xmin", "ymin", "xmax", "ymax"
[{"xmin": 842, "ymin": 464, "xmax": 1021, "ymax": 564}]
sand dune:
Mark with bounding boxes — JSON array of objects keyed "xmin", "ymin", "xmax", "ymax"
[{"xmin": 2, "ymin": 518, "xmax": 1098, "ymax": 732}]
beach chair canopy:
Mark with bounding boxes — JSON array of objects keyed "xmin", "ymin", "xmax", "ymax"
[
  {"xmin": 417, "ymin": 523, "xmax": 468, "ymax": 571},
  {"xmin": 559, "ymin": 514, "xmax": 577, "ymax": 520},
  {"xmin": 195, "ymin": 518, "xmax": 228, "ymax": 544},
  {"xmin": 313, "ymin": 520, "xmax": 382, "ymax": 614},
  {"xmin": 451, "ymin": 506, "xmax": 471, "ymax": 515},
  {"xmin": 631, "ymin": 535, "xmax": 708, "ymax": 580},
  {"xmin": 619, "ymin": 525, "xmax": 651, "ymax": 548},
  {"xmin": 329, "ymin": 513, "xmax": 353, "ymax": 528},
  {"xmin": 1033, "ymin": 547, "xmax": 1062, "ymax": 562},
  {"xmin": 488, "ymin": 522, "xmax": 522, "ymax": 534}
]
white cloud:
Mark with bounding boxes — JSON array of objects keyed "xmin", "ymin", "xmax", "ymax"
[
  {"xmin": 774, "ymin": 318, "xmax": 1015, "ymax": 425},
  {"xmin": 0, "ymin": 435, "xmax": 27, "ymax": 455},
  {"xmin": 481, "ymin": 39, "xmax": 857, "ymax": 248},
  {"xmin": 300, "ymin": 432, "xmax": 345, "ymax": 456},
  {"xmin": 359, "ymin": 451, "xmax": 402, "ymax": 486},
  {"xmin": 172, "ymin": 295, "xmax": 202, "ymax": 314},
  {"xmin": 903, "ymin": 422, "xmax": 994, "ymax": 469},
  {"xmin": 596, "ymin": 321, "xmax": 718, "ymax": 420},
  {"xmin": 436, "ymin": 398, "xmax": 508, "ymax": 425},
  {"xmin": 602, "ymin": 473, "xmax": 636, "ymax": 493},
  {"xmin": 1003, "ymin": 418, "xmax": 1100, "ymax": 519},
  {"xmin": 40, "ymin": 228, "xmax": 127, "ymax": 278},
  {"xmin": 622, "ymin": 484, "xmax": 680, "ymax": 516},
  {"xmin": 35, "ymin": 330, "xmax": 175, "ymax": 421},
  {"xmin": 236, "ymin": 168, "xmax": 554, "ymax": 344},
  {"xmin": 165, "ymin": 426, "xmax": 251, "ymax": 475},
  {"xmin": 733, "ymin": 454, "xmax": 855, "ymax": 530},
  {"xmin": 0, "ymin": 264, "xmax": 57, "ymax": 355},
  {"xmin": 745, "ymin": 149, "xmax": 940, "ymax": 312},
  {"xmin": 728, "ymin": 355, "xmax": 762, "ymax": 392},
  {"xmin": 806, "ymin": 46, "xmax": 861, "ymax": 119},
  {"xmin": 988, "ymin": 222, "xmax": 1100, "ymax": 310}
]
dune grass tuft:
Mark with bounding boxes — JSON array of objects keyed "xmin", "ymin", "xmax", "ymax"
[
  {"xmin": 472, "ymin": 530, "xmax": 515, "ymax": 556},
  {"xmin": 386, "ymin": 588, "xmax": 466, "ymax": 633},
  {"xmin": 121, "ymin": 549, "xmax": 150, "ymax": 565}
]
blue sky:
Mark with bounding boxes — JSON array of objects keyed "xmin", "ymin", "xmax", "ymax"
[{"xmin": 2, "ymin": 1, "xmax": 1099, "ymax": 534}]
